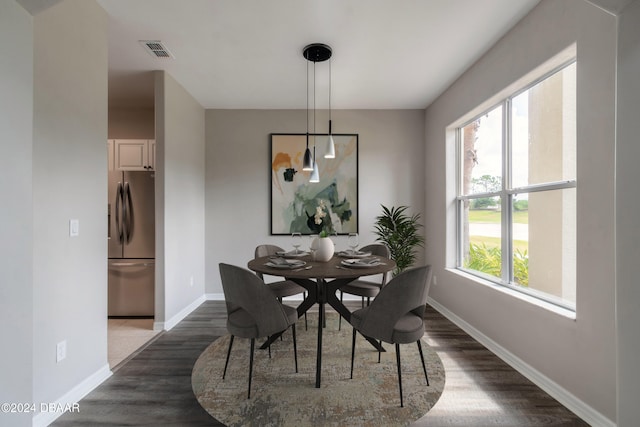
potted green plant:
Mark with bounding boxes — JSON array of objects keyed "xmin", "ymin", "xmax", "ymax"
[{"xmin": 373, "ymin": 205, "xmax": 425, "ymax": 276}]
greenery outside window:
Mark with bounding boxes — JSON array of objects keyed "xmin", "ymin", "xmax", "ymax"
[{"xmin": 456, "ymin": 61, "xmax": 577, "ymax": 311}]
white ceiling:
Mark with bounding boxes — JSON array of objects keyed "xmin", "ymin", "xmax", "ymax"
[{"xmin": 96, "ymin": 0, "xmax": 541, "ymax": 109}]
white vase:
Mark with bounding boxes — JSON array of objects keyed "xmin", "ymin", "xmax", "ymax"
[{"xmin": 312, "ymin": 236, "xmax": 335, "ymax": 262}]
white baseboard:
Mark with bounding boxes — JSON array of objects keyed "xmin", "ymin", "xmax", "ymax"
[
  {"xmin": 427, "ymin": 297, "xmax": 615, "ymax": 427},
  {"xmin": 32, "ymin": 296, "xmax": 206, "ymax": 426},
  {"xmin": 32, "ymin": 364, "xmax": 112, "ymax": 427},
  {"xmin": 154, "ymin": 295, "xmax": 206, "ymax": 331}
]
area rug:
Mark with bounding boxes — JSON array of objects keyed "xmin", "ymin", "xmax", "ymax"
[{"xmin": 192, "ymin": 312, "xmax": 445, "ymax": 426}]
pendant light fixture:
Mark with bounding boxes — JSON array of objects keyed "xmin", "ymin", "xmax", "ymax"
[
  {"xmin": 325, "ymin": 58, "xmax": 336, "ymax": 159},
  {"xmin": 303, "ymin": 43, "xmax": 332, "ymax": 181},
  {"xmin": 309, "ymin": 58, "xmax": 320, "ymax": 182},
  {"xmin": 310, "ymin": 146, "xmax": 320, "ymax": 182},
  {"xmin": 309, "ymin": 59, "xmax": 320, "ymax": 183},
  {"xmin": 302, "ymin": 59, "xmax": 313, "ymax": 171},
  {"xmin": 309, "ymin": 56, "xmax": 320, "ymax": 182}
]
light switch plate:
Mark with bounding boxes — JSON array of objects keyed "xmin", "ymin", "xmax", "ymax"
[
  {"xmin": 56, "ymin": 340, "xmax": 66, "ymax": 362},
  {"xmin": 69, "ymin": 219, "xmax": 79, "ymax": 237}
]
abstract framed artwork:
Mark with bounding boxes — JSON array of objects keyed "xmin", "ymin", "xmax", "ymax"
[{"xmin": 271, "ymin": 133, "xmax": 358, "ymax": 235}]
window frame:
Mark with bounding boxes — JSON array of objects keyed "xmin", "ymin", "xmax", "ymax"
[{"xmin": 454, "ymin": 60, "xmax": 577, "ymax": 311}]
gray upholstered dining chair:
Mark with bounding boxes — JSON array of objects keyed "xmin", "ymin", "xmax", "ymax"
[
  {"xmin": 219, "ymin": 263, "xmax": 298, "ymax": 399},
  {"xmin": 338, "ymin": 243, "xmax": 391, "ymax": 330},
  {"xmin": 349, "ymin": 265, "xmax": 433, "ymax": 407},
  {"xmin": 255, "ymin": 244, "xmax": 308, "ymax": 329}
]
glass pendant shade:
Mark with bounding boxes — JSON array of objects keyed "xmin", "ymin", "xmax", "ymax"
[
  {"xmin": 310, "ymin": 162, "xmax": 320, "ymax": 182},
  {"xmin": 303, "ymin": 147, "xmax": 313, "ymax": 171},
  {"xmin": 325, "ymin": 134, "xmax": 335, "ymax": 159},
  {"xmin": 310, "ymin": 146, "xmax": 320, "ymax": 182},
  {"xmin": 302, "ymin": 134, "xmax": 313, "ymax": 171},
  {"xmin": 310, "ymin": 160, "xmax": 320, "ymax": 183}
]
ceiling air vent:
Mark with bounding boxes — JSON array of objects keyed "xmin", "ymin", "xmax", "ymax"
[{"xmin": 140, "ymin": 40, "xmax": 174, "ymax": 59}]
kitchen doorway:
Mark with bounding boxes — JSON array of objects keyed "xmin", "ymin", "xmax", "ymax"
[
  {"xmin": 108, "ymin": 104, "xmax": 159, "ymax": 370},
  {"xmin": 108, "ymin": 318, "xmax": 161, "ymax": 369}
]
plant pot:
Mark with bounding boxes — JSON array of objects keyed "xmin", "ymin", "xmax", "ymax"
[{"xmin": 311, "ymin": 236, "xmax": 334, "ymax": 262}]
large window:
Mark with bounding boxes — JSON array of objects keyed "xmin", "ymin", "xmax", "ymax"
[{"xmin": 456, "ymin": 62, "xmax": 577, "ymax": 310}]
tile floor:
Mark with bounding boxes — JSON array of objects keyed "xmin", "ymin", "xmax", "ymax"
[{"xmin": 108, "ymin": 318, "xmax": 161, "ymax": 369}]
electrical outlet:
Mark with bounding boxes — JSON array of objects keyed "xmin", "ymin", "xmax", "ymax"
[
  {"xmin": 433, "ymin": 275, "xmax": 437, "ymax": 286},
  {"xmin": 190, "ymin": 276, "xmax": 194, "ymax": 287},
  {"xmin": 56, "ymin": 340, "xmax": 67, "ymax": 362}
]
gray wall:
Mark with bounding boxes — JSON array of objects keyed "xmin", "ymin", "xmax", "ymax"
[
  {"xmin": 0, "ymin": 2, "xmax": 34, "ymax": 426},
  {"xmin": 616, "ymin": 1, "xmax": 640, "ymax": 424},
  {"xmin": 205, "ymin": 109, "xmax": 425, "ymax": 295},
  {"xmin": 31, "ymin": 0, "xmax": 109, "ymax": 412},
  {"xmin": 424, "ymin": 0, "xmax": 616, "ymax": 422},
  {"xmin": 155, "ymin": 71, "xmax": 206, "ymax": 325}
]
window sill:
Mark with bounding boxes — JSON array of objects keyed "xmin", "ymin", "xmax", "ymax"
[{"xmin": 446, "ymin": 268, "xmax": 577, "ymax": 321}]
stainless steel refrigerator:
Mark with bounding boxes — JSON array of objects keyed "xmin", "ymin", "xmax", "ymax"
[{"xmin": 108, "ymin": 170, "xmax": 155, "ymax": 317}]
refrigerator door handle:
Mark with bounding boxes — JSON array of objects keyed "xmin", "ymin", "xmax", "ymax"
[
  {"xmin": 124, "ymin": 181, "xmax": 133, "ymax": 243},
  {"xmin": 110, "ymin": 262, "xmax": 154, "ymax": 267},
  {"xmin": 115, "ymin": 182, "xmax": 124, "ymax": 243}
]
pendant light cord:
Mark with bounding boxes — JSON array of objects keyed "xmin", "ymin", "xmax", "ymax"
[
  {"xmin": 306, "ymin": 60, "xmax": 309, "ymax": 149},
  {"xmin": 313, "ymin": 61, "xmax": 316, "ymax": 138}
]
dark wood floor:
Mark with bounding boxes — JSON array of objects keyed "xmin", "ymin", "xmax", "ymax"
[{"xmin": 53, "ymin": 300, "xmax": 588, "ymax": 426}]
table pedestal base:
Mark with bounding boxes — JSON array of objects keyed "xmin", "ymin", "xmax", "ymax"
[{"xmin": 260, "ymin": 276, "xmax": 385, "ymax": 388}]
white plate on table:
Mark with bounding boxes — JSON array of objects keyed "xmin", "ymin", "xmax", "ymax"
[
  {"xmin": 276, "ymin": 250, "xmax": 309, "ymax": 258},
  {"xmin": 337, "ymin": 250, "xmax": 372, "ymax": 258},
  {"xmin": 266, "ymin": 259, "xmax": 307, "ymax": 269},
  {"xmin": 341, "ymin": 258, "xmax": 381, "ymax": 268}
]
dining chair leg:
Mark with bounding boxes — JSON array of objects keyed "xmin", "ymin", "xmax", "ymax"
[
  {"xmin": 396, "ymin": 343, "xmax": 404, "ymax": 407},
  {"xmin": 277, "ymin": 299, "xmax": 284, "ymax": 341},
  {"xmin": 292, "ymin": 324, "xmax": 298, "ymax": 373},
  {"xmin": 350, "ymin": 328, "xmax": 357, "ymax": 379},
  {"xmin": 304, "ymin": 293, "xmax": 308, "ymax": 330},
  {"xmin": 417, "ymin": 340, "xmax": 429, "ymax": 386},
  {"xmin": 338, "ymin": 291, "xmax": 344, "ymax": 330},
  {"xmin": 222, "ymin": 335, "xmax": 235, "ymax": 380},
  {"xmin": 248, "ymin": 338, "xmax": 255, "ymax": 399},
  {"xmin": 378, "ymin": 340, "xmax": 382, "ymax": 363}
]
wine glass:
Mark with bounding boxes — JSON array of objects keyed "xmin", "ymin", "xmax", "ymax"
[
  {"xmin": 348, "ymin": 232, "xmax": 359, "ymax": 254},
  {"xmin": 331, "ymin": 231, "xmax": 339, "ymax": 248},
  {"xmin": 291, "ymin": 232, "xmax": 302, "ymax": 254},
  {"xmin": 308, "ymin": 234, "xmax": 318, "ymax": 250}
]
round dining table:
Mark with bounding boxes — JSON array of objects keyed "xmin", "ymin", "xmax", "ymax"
[{"xmin": 248, "ymin": 253, "xmax": 396, "ymax": 388}]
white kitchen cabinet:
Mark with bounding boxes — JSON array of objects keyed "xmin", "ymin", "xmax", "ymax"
[{"xmin": 113, "ymin": 139, "xmax": 155, "ymax": 171}]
